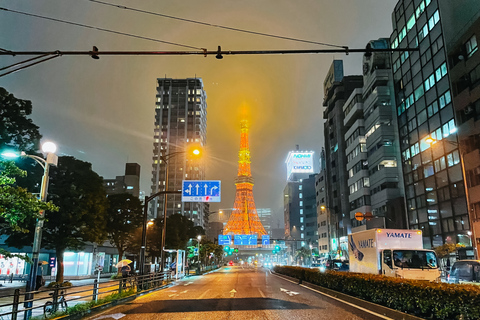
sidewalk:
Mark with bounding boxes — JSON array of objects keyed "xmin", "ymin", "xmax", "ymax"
[{"xmin": 0, "ymin": 278, "xmax": 115, "ymax": 319}]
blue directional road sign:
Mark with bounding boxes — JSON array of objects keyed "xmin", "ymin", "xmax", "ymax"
[
  {"xmin": 262, "ymin": 235, "xmax": 270, "ymax": 245},
  {"xmin": 234, "ymin": 235, "xmax": 257, "ymax": 246},
  {"xmin": 182, "ymin": 180, "xmax": 221, "ymax": 202},
  {"xmin": 218, "ymin": 235, "xmax": 232, "ymax": 246}
]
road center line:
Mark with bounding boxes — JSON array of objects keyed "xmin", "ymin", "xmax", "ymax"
[
  {"xmin": 258, "ymin": 288, "xmax": 266, "ymax": 298},
  {"xmin": 197, "ymin": 289, "xmax": 210, "ymax": 299},
  {"xmin": 271, "ymin": 273, "xmax": 394, "ymax": 320}
]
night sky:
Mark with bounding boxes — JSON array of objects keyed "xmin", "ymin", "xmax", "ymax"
[{"xmin": 1, "ymin": 0, "xmax": 396, "ymax": 227}]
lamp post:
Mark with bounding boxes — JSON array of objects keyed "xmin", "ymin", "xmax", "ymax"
[
  {"xmin": 425, "ymin": 136, "xmax": 477, "ymax": 259},
  {"xmin": 157, "ymin": 145, "xmax": 202, "ymax": 273},
  {"xmin": 2, "ymin": 142, "xmax": 58, "ymax": 319}
]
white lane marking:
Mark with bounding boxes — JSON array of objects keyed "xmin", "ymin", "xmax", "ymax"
[
  {"xmin": 180, "ymin": 290, "xmax": 188, "ymax": 294},
  {"xmin": 280, "ymin": 288, "xmax": 299, "ymax": 296},
  {"xmin": 184, "ymin": 282, "xmax": 193, "ymax": 286},
  {"xmin": 272, "ymin": 273, "xmax": 394, "ymax": 320},
  {"xmin": 258, "ymin": 288, "xmax": 266, "ymax": 298},
  {"xmin": 168, "ymin": 293, "xmax": 179, "ymax": 298},
  {"xmin": 230, "ymin": 289, "xmax": 237, "ymax": 297},
  {"xmin": 198, "ymin": 289, "xmax": 210, "ymax": 299},
  {"xmin": 93, "ymin": 313, "xmax": 125, "ymax": 320}
]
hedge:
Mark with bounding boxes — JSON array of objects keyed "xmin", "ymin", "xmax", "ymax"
[{"xmin": 273, "ymin": 266, "xmax": 480, "ymax": 320}]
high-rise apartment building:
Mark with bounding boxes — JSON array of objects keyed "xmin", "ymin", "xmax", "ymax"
[
  {"xmin": 323, "ymin": 60, "xmax": 363, "ymax": 253},
  {"xmin": 439, "ymin": 0, "xmax": 480, "ymax": 257},
  {"xmin": 151, "ymin": 78, "xmax": 208, "ymax": 228},
  {"xmin": 361, "ymin": 39, "xmax": 406, "ymax": 230},
  {"xmin": 391, "ymin": 0, "xmax": 471, "ymax": 248}
]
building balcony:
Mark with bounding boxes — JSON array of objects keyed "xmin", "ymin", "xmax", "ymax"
[
  {"xmin": 371, "ymin": 188, "xmax": 402, "ymax": 208},
  {"xmin": 344, "ymin": 102, "xmax": 364, "ymax": 127},
  {"xmin": 363, "ymin": 86, "xmax": 391, "ymax": 110}
]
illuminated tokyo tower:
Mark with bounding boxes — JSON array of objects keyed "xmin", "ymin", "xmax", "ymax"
[{"xmin": 224, "ymin": 120, "xmax": 267, "ymax": 236}]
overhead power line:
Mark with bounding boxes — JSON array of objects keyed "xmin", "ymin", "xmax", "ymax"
[
  {"xmin": 86, "ymin": 0, "xmax": 347, "ymax": 50},
  {"xmin": 0, "ymin": 47, "xmax": 419, "ymax": 78},
  {"xmin": 0, "ymin": 7, "xmax": 203, "ymax": 50}
]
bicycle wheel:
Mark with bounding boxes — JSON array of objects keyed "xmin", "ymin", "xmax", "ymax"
[
  {"xmin": 60, "ymin": 298, "xmax": 68, "ymax": 310},
  {"xmin": 44, "ymin": 301, "xmax": 54, "ymax": 316}
]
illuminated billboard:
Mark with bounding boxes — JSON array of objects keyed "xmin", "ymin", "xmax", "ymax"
[{"xmin": 285, "ymin": 151, "xmax": 314, "ymax": 180}]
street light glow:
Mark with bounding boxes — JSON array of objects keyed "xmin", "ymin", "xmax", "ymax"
[
  {"xmin": 42, "ymin": 141, "xmax": 57, "ymax": 154},
  {"xmin": 1, "ymin": 151, "xmax": 20, "ymax": 158},
  {"xmin": 197, "ymin": 235, "xmax": 202, "ymax": 241},
  {"xmin": 425, "ymin": 137, "xmax": 436, "ymax": 144}
]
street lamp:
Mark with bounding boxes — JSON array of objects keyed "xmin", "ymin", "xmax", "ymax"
[
  {"xmin": 425, "ymin": 136, "xmax": 477, "ymax": 259},
  {"xmin": 1, "ymin": 141, "xmax": 58, "ymax": 318},
  {"xmin": 157, "ymin": 145, "xmax": 202, "ymax": 273}
]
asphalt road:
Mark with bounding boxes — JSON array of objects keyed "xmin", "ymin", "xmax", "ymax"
[{"xmin": 86, "ymin": 266, "xmax": 391, "ymax": 320}]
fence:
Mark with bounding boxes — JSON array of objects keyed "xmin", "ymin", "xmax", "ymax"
[{"xmin": 0, "ymin": 271, "xmax": 172, "ymax": 320}]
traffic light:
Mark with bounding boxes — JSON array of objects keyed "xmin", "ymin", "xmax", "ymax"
[
  {"xmin": 224, "ymin": 246, "xmax": 230, "ymax": 252},
  {"xmin": 234, "ymin": 248, "xmax": 239, "ymax": 253},
  {"xmin": 272, "ymin": 250, "xmax": 277, "ymax": 254},
  {"xmin": 275, "ymin": 245, "xmax": 281, "ymax": 251}
]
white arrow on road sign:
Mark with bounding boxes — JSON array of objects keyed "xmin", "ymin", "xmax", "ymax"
[
  {"xmin": 185, "ymin": 184, "xmax": 192, "ymax": 195},
  {"xmin": 195, "ymin": 184, "xmax": 200, "ymax": 194},
  {"xmin": 210, "ymin": 185, "xmax": 218, "ymax": 195},
  {"xmin": 204, "ymin": 184, "xmax": 208, "ymax": 195}
]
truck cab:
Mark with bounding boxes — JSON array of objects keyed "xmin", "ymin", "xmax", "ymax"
[{"xmin": 381, "ymin": 249, "xmax": 440, "ymax": 281}]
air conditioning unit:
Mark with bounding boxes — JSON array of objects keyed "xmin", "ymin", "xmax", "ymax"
[{"xmin": 464, "ymin": 105, "xmax": 474, "ymax": 115}]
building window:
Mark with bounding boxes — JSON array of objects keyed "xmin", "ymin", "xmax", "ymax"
[
  {"xmin": 300, "ymin": 209, "xmax": 304, "ymax": 215},
  {"xmin": 300, "ymin": 217, "xmax": 304, "ymax": 223},
  {"xmin": 299, "ymin": 201, "xmax": 303, "ymax": 206},
  {"xmin": 299, "ymin": 193, "xmax": 303, "ymax": 199},
  {"xmin": 466, "ymin": 35, "xmax": 478, "ymax": 58},
  {"xmin": 299, "ymin": 185, "xmax": 302, "ymax": 190},
  {"xmin": 301, "ymin": 233, "xmax": 304, "ymax": 239}
]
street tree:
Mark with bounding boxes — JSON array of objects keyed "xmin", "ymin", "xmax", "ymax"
[
  {"xmin": 295, "ymin": 247, "xmax": 312, "ymax": 266},
  {"xmin": 4, "ymin": 156, "xmax": 108, "ymax": 282},
  {"xmin": 0, "ymin": 160, "xmax": 57, "ymax": 258},
  {"xmin": 0, "ymin": 87, "xmax": 43, "ymax": 191},
  {"xmin": 105, "ymin": 193, "xmax": 143, "ymax": 262}
]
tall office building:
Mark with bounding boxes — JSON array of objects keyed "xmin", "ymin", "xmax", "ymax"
[
  {"xmin": 439, "ymin": 0, "xmax": 480, "ymax": 256},
  {"xmin": 316, "ymin": 148, "xmax": 329, "ymax": 256},
  {"xmin": 391, "ymin": 0, "xmax": 471, "ymax": 248},
  {"xmin": 323, "ymin": 60, "xmax": 363, "ymax": 253},
  {"xmin": 151, "ymin": 78, "xmax": 208, "ymax": 228}
]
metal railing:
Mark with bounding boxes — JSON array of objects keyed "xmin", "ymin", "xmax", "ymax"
[{"xmin": 0, "ymin": 271, "xmax": 172, "ymax": 320}]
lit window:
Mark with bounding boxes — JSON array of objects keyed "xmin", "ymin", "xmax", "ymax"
[
  {"xmin": 466, "ymin": 35, "xmax": 478, "ymax": 58},
  {"xmin": 299, "ymin": 193, "xmax": 303, "ymax": 199},
  {"xmin": 301, "ymin": 233, "xmax": 304, "ymax": 239},
  {"xmin": 299, "ymin": 185, "xmax": 302, "ymax": 190},
  {"xmin": 300, "ymin": 217, "xmax": 304, "ymax": 223},
  {"xmin": 300, "ymin": 209, "xmax": 304, "ymax": 215},
  {"xmin": 299, "ymin": 201, "xmax": 303, "ymax": 206},
  {"xmin": 407, "ymin": 14, "xmax": 415, "ymax": 31}
]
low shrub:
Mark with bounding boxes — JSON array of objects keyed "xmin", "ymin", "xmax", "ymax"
[
  {"xmin": 110, "ymin": 274, "xmax": 122, "ymax": 280},
  {"xmin": 274, "ymin": 266, "xmax": 480, "ymax": 320},
  {"xmin": 47, "ymin": 281, "xmax": 72, "ymax": 288}
]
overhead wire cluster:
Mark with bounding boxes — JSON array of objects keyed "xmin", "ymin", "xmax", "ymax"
[{"xmin": 0, "ymin": 2, "xmax": 415, "ymax": 77}]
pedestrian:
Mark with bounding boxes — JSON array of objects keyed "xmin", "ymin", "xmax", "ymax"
[
  {"xmin": 35, "ymin": 262, "xmax": 44, "ymax": 290},
  {"xmin": 121, "ymin": 264, "xmax": 131, "ymax": 288}
]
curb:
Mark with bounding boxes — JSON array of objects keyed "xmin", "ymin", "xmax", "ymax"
[
  {"xmin": 51, "ymin": 282, "xmax": 174, "ymax": 320},
  {"xmin": 271, "ymin": 271, "xmax": 424, "ymax": 320}
]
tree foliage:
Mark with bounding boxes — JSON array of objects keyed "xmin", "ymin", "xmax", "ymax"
[
  {"xmin": 4, "ymin": 156, "xmax": 108, "ymax": 282},
  {"xmin": 0, "ymin": 87, "xmax": 44, "ymax": 192},
  {"xmin": 434, "ymin": 243, "xmax": 466, "ymax": 259},
  {"xmin": 105, "ymin": 193, "xmax": 143, "ymax": 260}
]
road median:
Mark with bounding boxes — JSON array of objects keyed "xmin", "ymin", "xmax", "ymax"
[{"xmin": 273, "ymin": 265, "xmax": 480, "ymax": 320}]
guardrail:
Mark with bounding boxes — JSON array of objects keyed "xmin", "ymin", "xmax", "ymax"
[{"xmin": 0, "ymin": 271, "xmax": 172, "ymax": 320}]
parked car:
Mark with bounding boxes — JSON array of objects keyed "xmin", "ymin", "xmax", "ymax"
[
  {"xmin": 448, "ymin": 260, "xmax": 480, "ymax": 284},
  {"xmin": 325, "ymin": 259, "xmax": 349, "ymax": 272}
]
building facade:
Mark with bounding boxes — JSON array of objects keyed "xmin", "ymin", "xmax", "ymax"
[
  {"xmin": 362, "ymin": 39, "xmax": 406, "ymax": 230},
  {"xmin": 439, "ymin": 0, "xmax": 480, "ymax": 256},
  {"xmin": 323, "ymin": 60, "xmax": 363, "ymax": 253},
  {"xmin": 391, "ymin": 0, "xmax": 471, "ymax": 248},
  {"xmin": 104, "ymin": 163, "xmax": 141, "ymax": 197},
  {"xmin": 151, "ymin": 78, "xmax": 208, "ymax": 228}
]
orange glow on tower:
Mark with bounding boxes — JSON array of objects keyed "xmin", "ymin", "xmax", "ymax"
[{"xmin": 224, "ymin": 120, "xmax": 267, "ymax": 236}]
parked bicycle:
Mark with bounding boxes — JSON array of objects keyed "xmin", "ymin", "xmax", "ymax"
[{"xmin": 43, "ymin": 289, "xmax": 68, "ymax": 316}]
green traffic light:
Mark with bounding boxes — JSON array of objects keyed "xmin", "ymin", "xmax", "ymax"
[{"xmin": 234, "ymin": 248, "xmax": 239, "ymax": 253}]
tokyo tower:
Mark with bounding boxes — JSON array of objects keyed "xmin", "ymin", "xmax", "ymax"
[{"xmin": 224, "ymin": 120, "xmax": 267, "ymax": 236}]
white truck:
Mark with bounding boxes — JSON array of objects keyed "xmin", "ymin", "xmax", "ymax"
[{"xmin": 348, "ymin": 229, "xmax": 441, "ymax": 281}]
